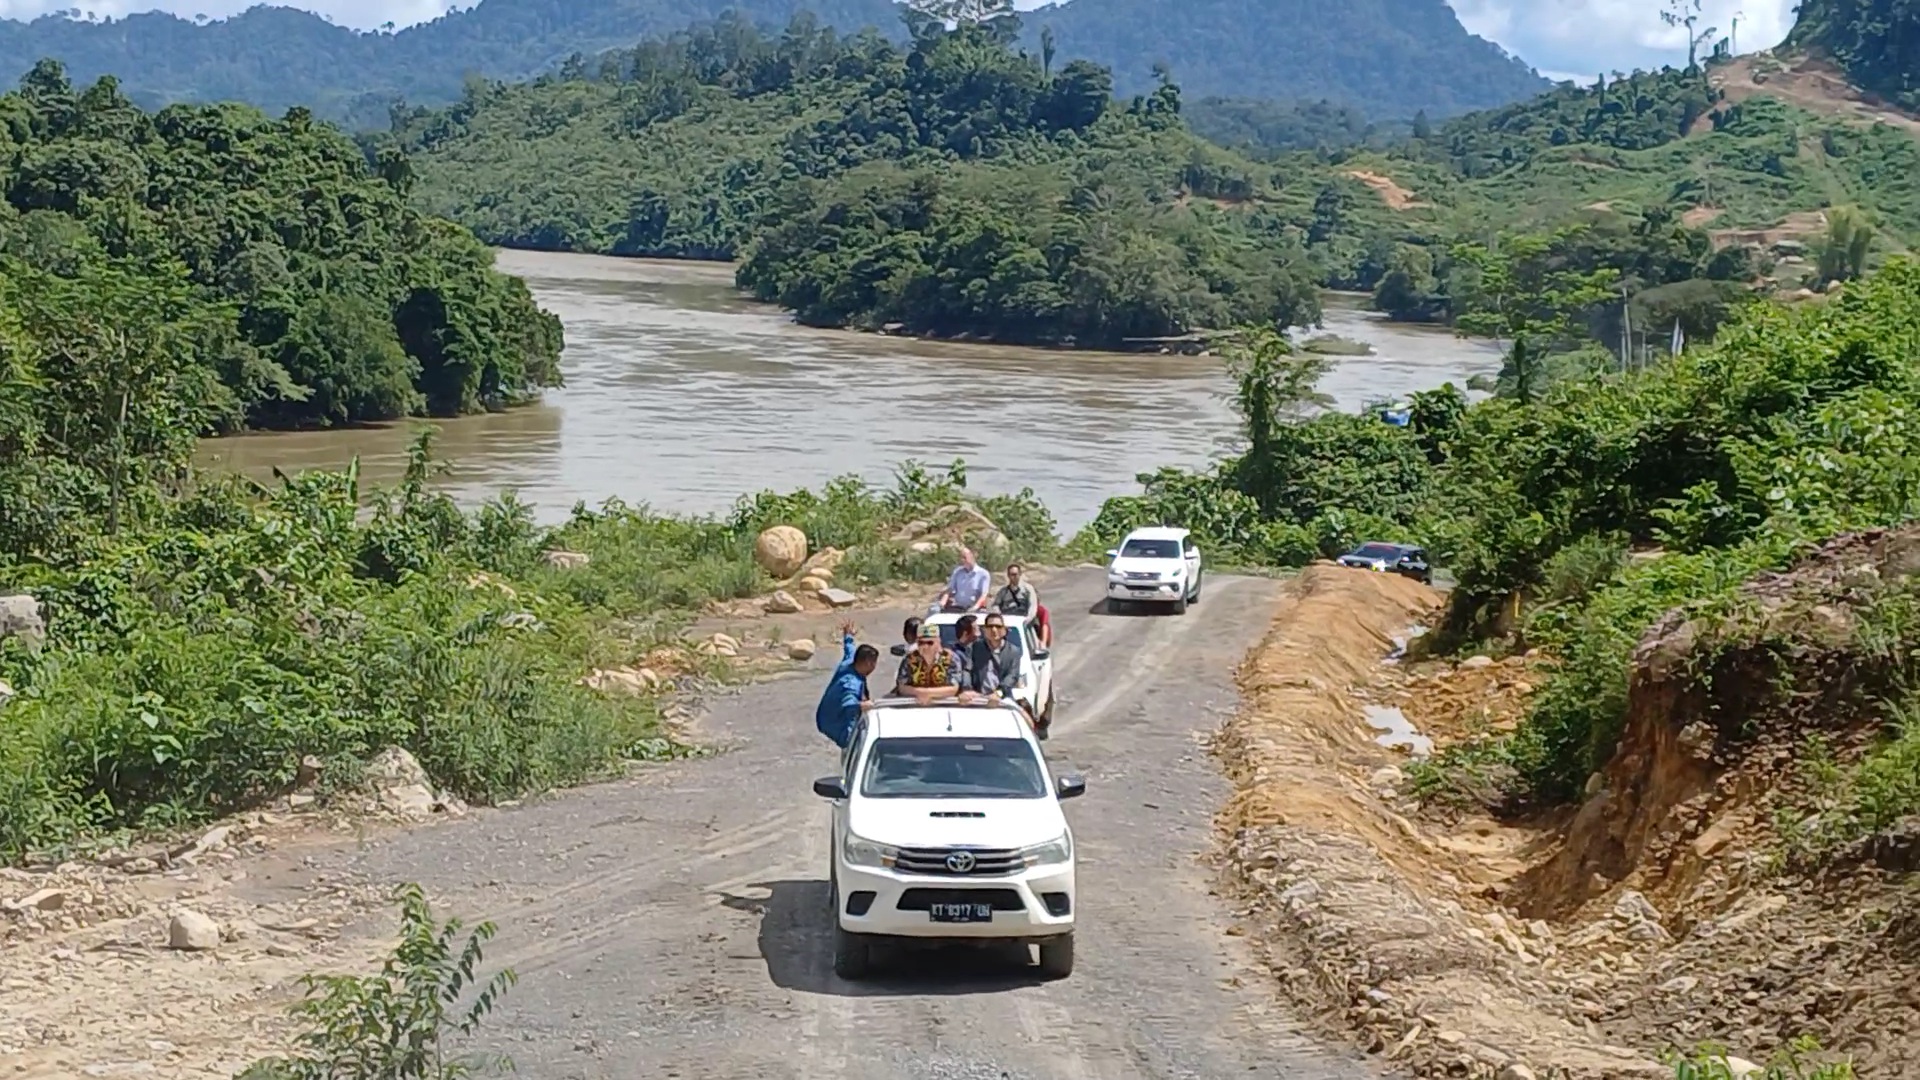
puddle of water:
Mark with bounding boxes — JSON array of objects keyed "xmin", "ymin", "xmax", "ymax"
[
  {"xmin": 1363, "ymin": 704, "xmax": 1433, "ymax": 758},
  {"xmin": 1384, "ymin": 624, "xmax": 1430, "ymax": 664}
]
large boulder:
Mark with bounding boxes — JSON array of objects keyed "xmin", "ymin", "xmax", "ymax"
[
  {"xmin": 754, "ymin": 526, "xmax": 809, "ymax": 578},
  {"xmin": 0, "ymin": 593, "xmax": 43, "ymax": 647}
]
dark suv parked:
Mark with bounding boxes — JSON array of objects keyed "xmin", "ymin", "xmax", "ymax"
[{"xmin": 1335, "ymin": 542, "xmax": 1432, "ymax": 585}]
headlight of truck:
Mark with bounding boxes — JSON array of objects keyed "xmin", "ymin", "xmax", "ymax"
[
  {"xmin": 1020, "ymin": 833, "xmax": 1072, "ymax": 867},
  {"xmin": 842, "ymin": 833, "xmax": 897, "ymax": 869}
]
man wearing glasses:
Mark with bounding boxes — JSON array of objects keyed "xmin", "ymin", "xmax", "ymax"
[{"xmin": 978, "ymin": 613, "xmax": 1041, "ymax": 736}]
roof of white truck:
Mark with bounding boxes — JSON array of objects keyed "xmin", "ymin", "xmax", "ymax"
[
  {"xmin": 868, "ymin": 700, "xmax": 1032, "ymax": 742},
  {"xmin": 1123, "ymin": 525, "xmax": 1191, "ymax": 541}
]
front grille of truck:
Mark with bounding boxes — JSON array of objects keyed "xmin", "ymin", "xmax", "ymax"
[
  {"xmin": 896, "ymin": 888, "xmax": 1026, "ymax": 911},
  {"xmin": 893, "ymin": 846, "xmax": 1023, "ymax": 876}
]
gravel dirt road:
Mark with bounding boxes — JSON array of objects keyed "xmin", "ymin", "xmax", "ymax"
[{"xmin": 319, "ymin": 567, "xmax": 1380, "ymax": 1079}]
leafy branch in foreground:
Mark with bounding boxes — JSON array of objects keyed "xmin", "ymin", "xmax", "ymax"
[
  {"xmin": 1666, "ymin": 1035, "xmax": 1854, "ymax": 1079},
  {"xmin": 240, "ymin": 884, "xmax": 515, "ymax": 1080}
]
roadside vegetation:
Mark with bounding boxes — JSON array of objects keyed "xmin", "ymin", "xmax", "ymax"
[
  {"xmin": 240, "ymin": 883, "xmax": 516, "ymax": 1080},
  {"xmin": 1084, "ymin": 255, "xmax": 1920, "ymax": 835},
  {"xmin": 0, "ymin": 442, "xmax": 1058, "ymax": 862}
]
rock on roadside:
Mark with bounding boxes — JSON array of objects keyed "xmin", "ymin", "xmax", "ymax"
[
  {"xmin": 364, "ymin": 747, "xmax": 464, "ymax": 821},
  {"xmin": 788, "ymin": 639, "xmax": 817, "ymax": 661},
  {"xmin": 763, "ymin": 590, "xmax": 803, "ymax": 615},
  {"xmin": 167, "ymin": 910, "xmax": 220, "ymax": 951}
]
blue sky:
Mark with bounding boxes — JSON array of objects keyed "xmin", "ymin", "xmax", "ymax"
[{"xmin": 0, "ymin": 0, "xmax": 1797, "ymax": 84}]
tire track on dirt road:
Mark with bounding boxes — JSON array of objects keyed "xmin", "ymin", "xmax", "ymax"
[{"xmin": 325, "ymin": 568, "xmax": 1381, "ymax": 1078}]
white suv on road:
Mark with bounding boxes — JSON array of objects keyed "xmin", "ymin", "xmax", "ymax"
[
  {"xmin": 813, "ymin": 698, "xmax": 1085, "ymax": 980},
  {"xmin": 1105, "ymin": 525, "xmax": 1203, "ymax": 614}
]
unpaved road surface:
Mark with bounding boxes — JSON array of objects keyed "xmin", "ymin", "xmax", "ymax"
[{"xmin": 309, "ymin": 568, "xmax": 1379, "ymax": 1079}]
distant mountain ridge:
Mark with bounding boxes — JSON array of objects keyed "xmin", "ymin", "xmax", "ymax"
[
  {"xmin": 1020, "ymin": 0, "xmax": 1547, "ymax": 119},
  {"xmin": 0, "ymin": 0, "xmax": 1547, "ymax": 128},
  {"xmin": 0, "ymin": 1, "xmax": 902, "ymax": 124}
]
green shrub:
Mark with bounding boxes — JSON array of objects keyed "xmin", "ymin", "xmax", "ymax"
[{"xmin": 240, "ymin": 884, "xmax": 515, "ymax": 1080}]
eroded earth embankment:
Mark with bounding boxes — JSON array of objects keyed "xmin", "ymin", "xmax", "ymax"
[{"xmin": 1215, "ymin": 557, "xmax": 1920, "ymax": 1078}]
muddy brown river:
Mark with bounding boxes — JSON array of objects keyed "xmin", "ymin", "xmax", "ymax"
[{"xmin": 195, "ymin": 250, "xmax": 1500, "ymax": 530}]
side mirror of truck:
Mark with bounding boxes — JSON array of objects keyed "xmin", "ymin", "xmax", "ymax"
[
  {"xmin": 889, "ymin": 643, "xmax": 906, "ymax": 656},
  {"xmin": 812, "ymin": 776, "xmax": 848, "ymax": 800},
  {"xmin": 1055, "ymin": 774, "xmax": 1087, "ymax": 800}
]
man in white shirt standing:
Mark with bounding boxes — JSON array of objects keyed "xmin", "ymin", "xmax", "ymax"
[{"xmin": 937, "ymin": 546, "xmax": 992, "ymax": 613}]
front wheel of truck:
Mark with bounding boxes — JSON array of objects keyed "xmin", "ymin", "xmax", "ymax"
[{"xmin": 1037, "ymin": 933, "xmax": 1074, "ymax": 979}]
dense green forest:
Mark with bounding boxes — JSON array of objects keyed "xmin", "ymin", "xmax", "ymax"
[
  {"xmin": 1182, "ymin": 96, "xmax": 1405, "ymax": 158},
  {"xmin": 386, "ymin": 14, "xmax": 1328, "ymax": 346},
  {"xmin": 1786, "ymin": 0, "xmax": 1920, "ymax": 109},
  {"xmin": 383, "ymin": 11, "xmax": 1920, "ymax": 348},
  {"xmin": 0, "ymin": 58, "xmax": 563, "ymax": 459},
  {"xmin": 1017, "ymin": 0, "xmax": 1546, "ymax": 118},
  {"xmin": 0, "ymin": 0, "xmax": 1547, "ymax": 132}
]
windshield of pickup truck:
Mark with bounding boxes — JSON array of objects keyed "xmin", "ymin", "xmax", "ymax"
[
  {"xmin": 1119, "ymin": 538, "xmax": 1182, "ymax": 559},
  {"xmin": 860, "ymin": 737, "xmax": 1047, "ymax": 799},
  {"xmin": 1351, "ymin": 543, "xmax": 1409, "ymax": 560}
]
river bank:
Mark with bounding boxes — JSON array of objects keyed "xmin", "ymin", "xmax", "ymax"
[{"xmin": 194, "ymin": 250, "xmax": 1502, "ymax": 532}]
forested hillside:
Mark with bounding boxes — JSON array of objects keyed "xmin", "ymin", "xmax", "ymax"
[
  {"xmin": 383, "ymin": 7, "xmax": 1920, "ymax": 360},
  {"xmin": 384, "ymin": 15, "xmax": 1329, "ymax": 347},
  {"xmin": 0, "ymin": 0, "xmax": 1548, "ymax": 130},
  {"xmin": 1018, "ymin": 0, "xmax": 1547, "ymax": 118},
  {"xmin": 0, "ymin": 59, "xmax": 561, "ymax": 447},
  {"xmin": 1785, "ymin": 0, "xmax": 1920, "ymax": 109}
]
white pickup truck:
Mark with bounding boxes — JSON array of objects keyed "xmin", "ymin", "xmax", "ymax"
[{"xmin": 812, "ymin": 697, "xmax": 1085, "ymax": 980}]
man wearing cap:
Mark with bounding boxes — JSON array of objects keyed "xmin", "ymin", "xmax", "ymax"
[{"xmin": 894, "ymin": 620, "xmax": 985, "ymax": 704}]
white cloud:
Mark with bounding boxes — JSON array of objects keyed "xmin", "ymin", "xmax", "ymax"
[
  {"xmin": 1449, "ymin": 0, "xmax": 1795, "ymax": 78},
  {"xmin": 3, "ymin": 0, "xmax": 1801, "ymax": 78}
]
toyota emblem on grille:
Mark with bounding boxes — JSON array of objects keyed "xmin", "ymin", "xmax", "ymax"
[{"xmin": 945, "ymin": 851, "xmax": 976, "ymax": 873}]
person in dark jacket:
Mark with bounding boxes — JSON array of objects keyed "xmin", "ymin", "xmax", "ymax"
[{"xmin": 815, "ymin": 620, "xmax": 879, "ymax": 749}]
